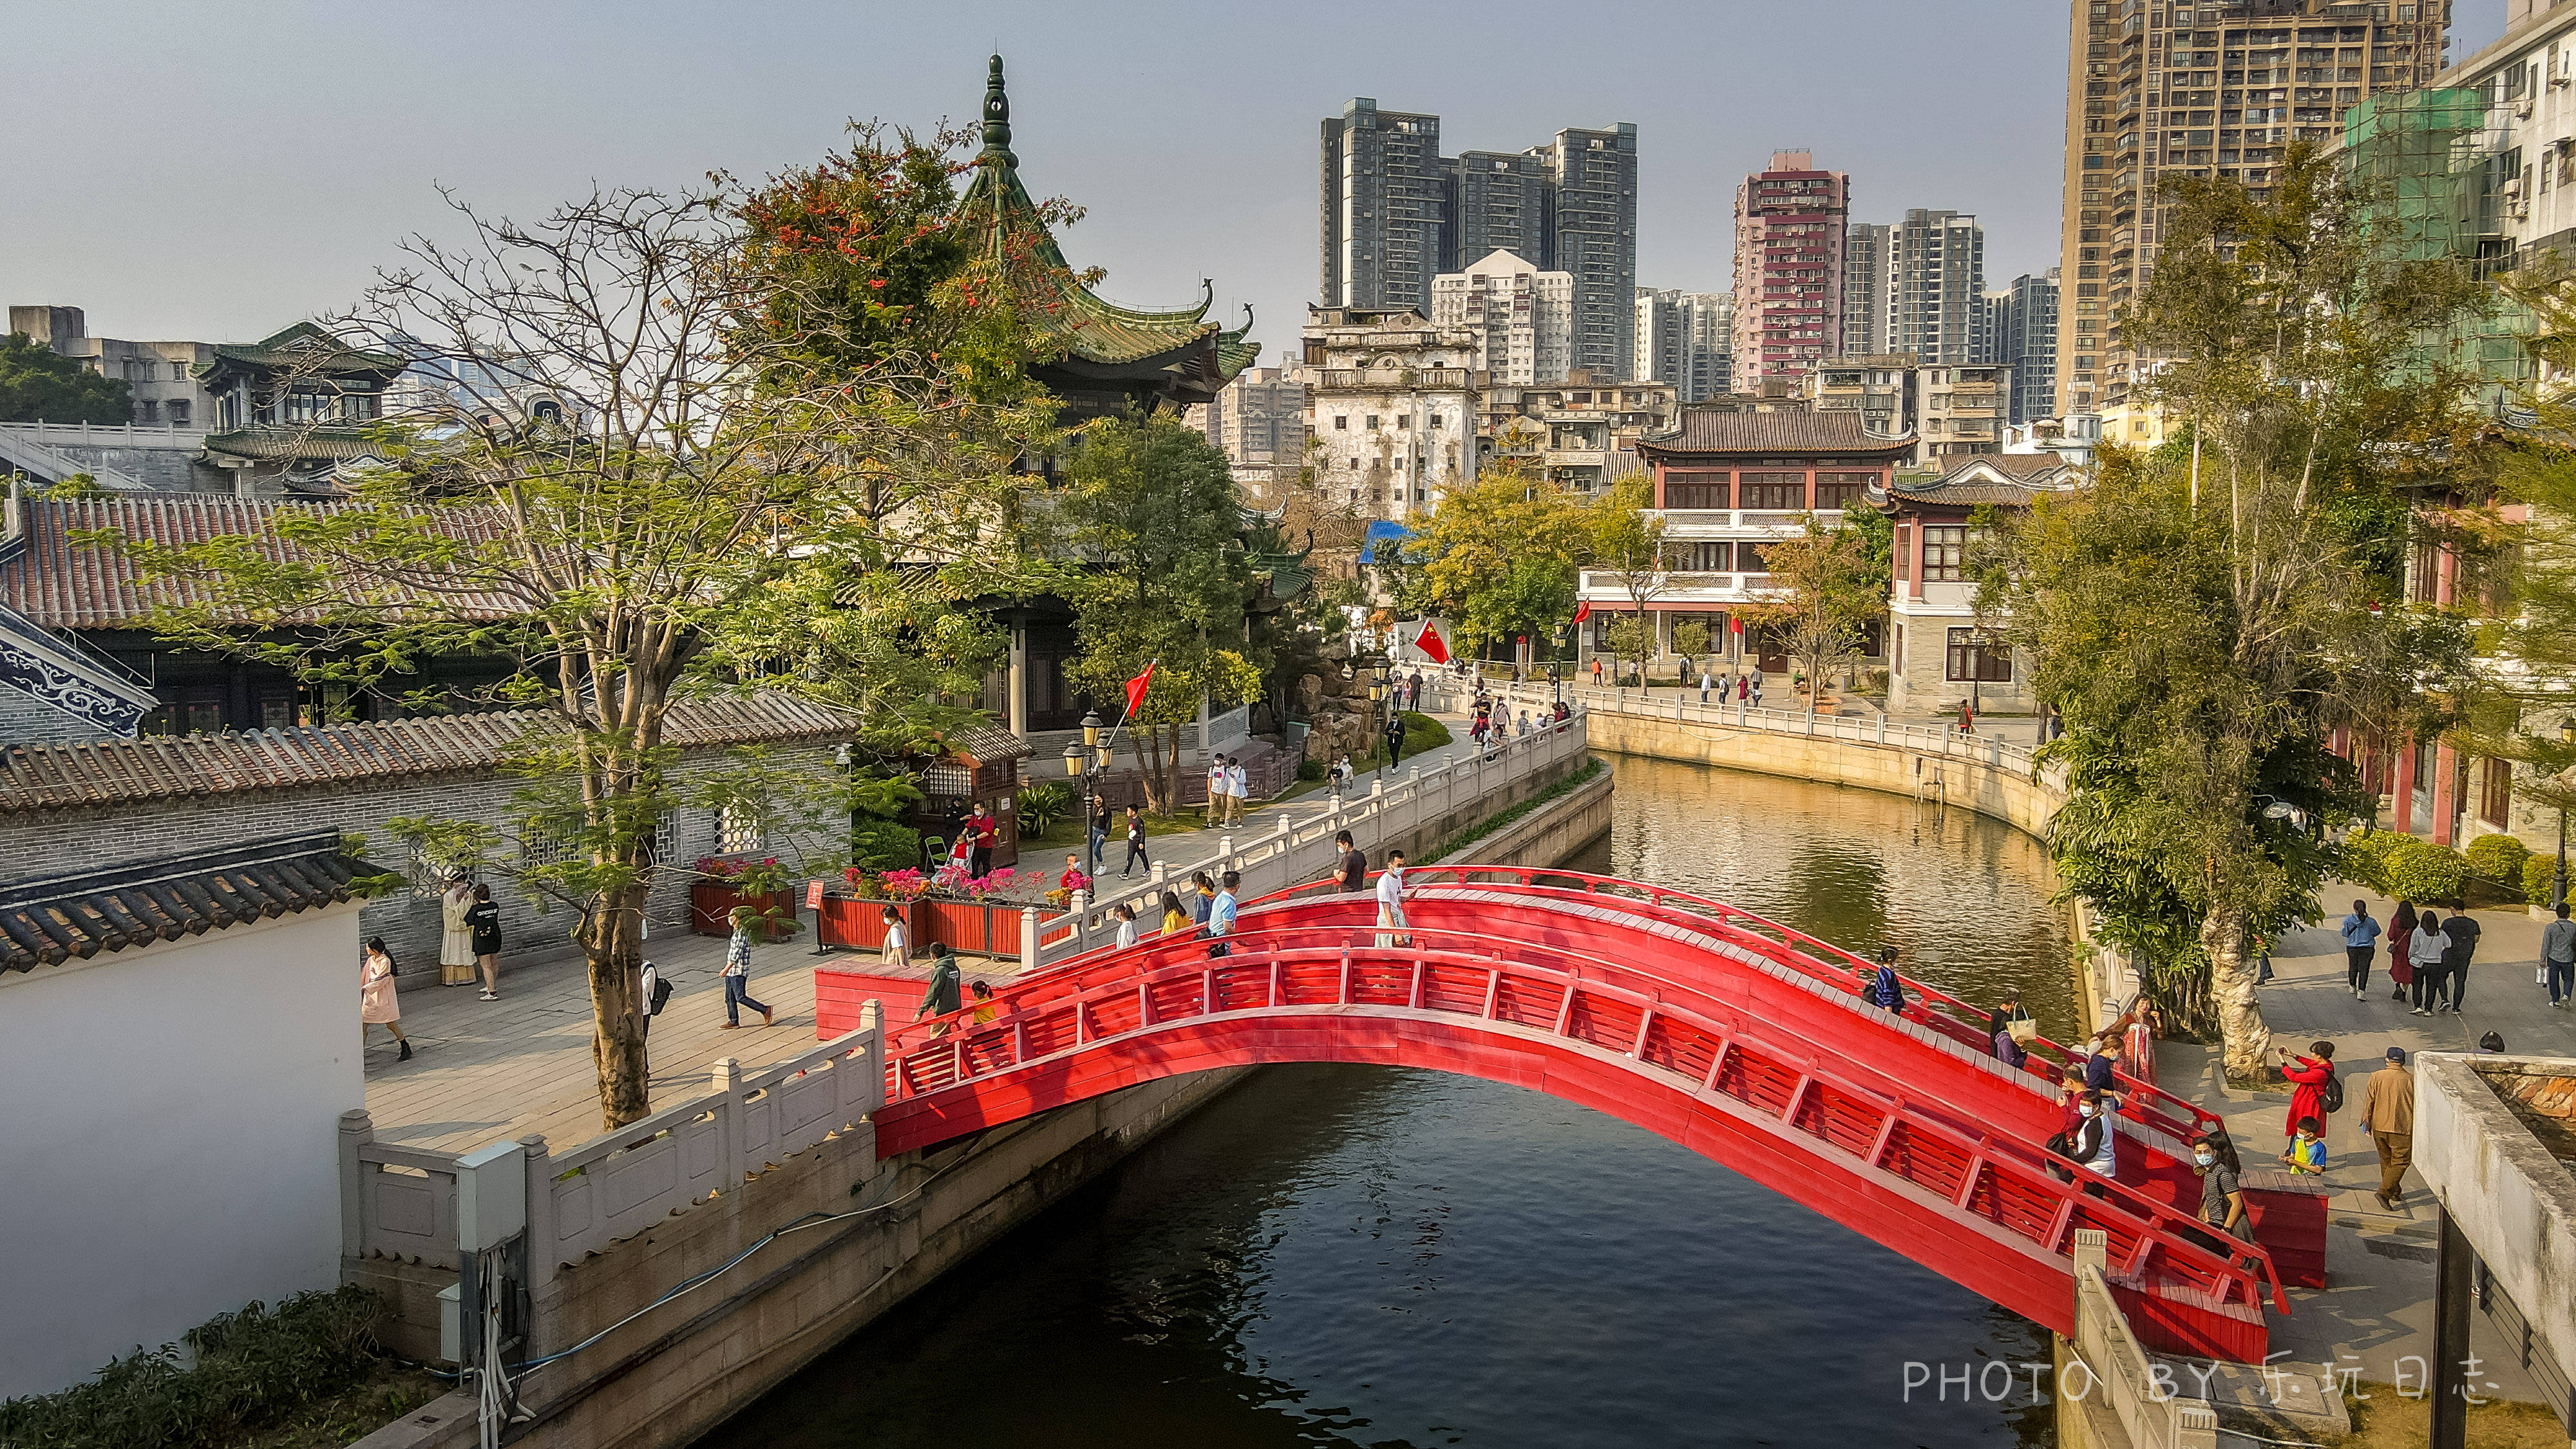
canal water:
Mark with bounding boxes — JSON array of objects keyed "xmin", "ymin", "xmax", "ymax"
[{"xmin": 698, "ymin": 754, "xmax": 2074, "ymax": 1448}]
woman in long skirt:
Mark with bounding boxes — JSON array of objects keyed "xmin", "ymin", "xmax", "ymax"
[
  {"xmin": 362, "ymin": 938, "xmax": 411, "ymax": 1061},
  {"xmin": 439, "ymin": 878, "xmax": 478, "ymax": 987},
  {"xmin": 2387, "ymin": 899, "xmax": 2418, "ymax": 1003}
]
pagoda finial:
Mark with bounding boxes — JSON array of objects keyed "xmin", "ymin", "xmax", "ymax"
[{"xmin": 980, "ymin": 54, "xmax": 1016, "ymax": 169}]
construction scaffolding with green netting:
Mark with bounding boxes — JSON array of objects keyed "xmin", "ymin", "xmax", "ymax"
[{"xmin": 2342, "ymin": 87, "xmax": 2536, "ymax": 399}]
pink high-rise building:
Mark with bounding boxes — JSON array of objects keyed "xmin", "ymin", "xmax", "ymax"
[{"xmin": 1731, "ymin": 151, "xmax": 1849, "ymax": 391}]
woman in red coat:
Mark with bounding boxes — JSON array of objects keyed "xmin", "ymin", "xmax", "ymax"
[
  {"xmin": 2280, "ymin": 1039, "xmax": 2337, "ymax": 1139},
  {"xmin": 2387, "ymin": 900, "xmax": 2418, "ymax": 1002}
]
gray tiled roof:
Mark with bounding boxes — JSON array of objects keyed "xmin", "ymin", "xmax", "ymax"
[
  {"xmin": 0, "ymin": 693, "xmax": 855, "ymax": 814},
  {"xmin": 0, "ymin": 829, "xmax": 385, "ymax": 973},
  {"xmin": 1637, "ymin": 409, "xmax": 1915, "ymax": 457}
]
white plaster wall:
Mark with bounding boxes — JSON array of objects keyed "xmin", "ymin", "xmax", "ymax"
[{"xmin": 0, "ymin": 904, "xmax": 366, "ymax": 1397}]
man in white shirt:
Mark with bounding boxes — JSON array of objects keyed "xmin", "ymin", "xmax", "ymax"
[
  {"xmin": 1226, "ymin": 757, "xmax": 1248, "ymax": 826},
  {"xmin": 1206, "ymin": 757, "xmax": 1228, "ymax": 826},
  {"xmin": 1374, "ymin": 848, "xmax": 1409, "ymax": 949}
]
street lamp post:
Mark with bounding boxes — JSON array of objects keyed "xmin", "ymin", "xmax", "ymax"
[{"xmin": 1063, "ymin": 707, "xmax": 1108, "ymax": 876}]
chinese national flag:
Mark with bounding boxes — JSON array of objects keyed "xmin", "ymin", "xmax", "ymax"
[
  {"xmin": 1123, "ymin": 662, "xmax": 1157, "ymax": 718},
  {"xmin": 1572, "ymin": 600, "xmax": 1593, "ymax": 623},
  {"xmin": 1414, "ymin": 620, "xmax": 1451, "ymax": 664},
  {"xmin": 1729, "ymin": 615, "xmax": 1743, "ymax": 634}
]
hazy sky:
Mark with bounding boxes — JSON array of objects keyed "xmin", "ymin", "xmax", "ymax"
[{"xmin": 4, "ymin": 1, "xmax": 2507, "ymax": 362}]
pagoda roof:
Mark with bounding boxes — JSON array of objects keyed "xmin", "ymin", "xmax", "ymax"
[
  {"xmin": 950, "ymin": 56, "xmax": 1251, "ymax": 412},
  {"xmin": 198, "ymin": 323, "xmax": 406, "ymax": 384}
]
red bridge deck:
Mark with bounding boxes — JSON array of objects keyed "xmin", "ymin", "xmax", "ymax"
[{"xmin": 871, "ymin": 869, "xmax": 2279, "ymax": 1361}]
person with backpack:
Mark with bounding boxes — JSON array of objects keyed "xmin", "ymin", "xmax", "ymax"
[
  {"xmin": 638, "ymin": 958, "xmax": 671, "ymax": 1039},
  {"xmin": 2279, "ymin": 1039, "xmax": 2338, "ymax": 1139},
  {"xmin": 2071, "ymin": 1090, "xmax": 2117, "ymax": 1183},
  {"xmin": 1865, "ymin": 947, "xmax": 1906, "ymax": 1014}
]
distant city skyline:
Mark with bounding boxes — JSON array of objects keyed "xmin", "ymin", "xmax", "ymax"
[{"xmin": 0, "ymin": 1, "xmax": 2505, "ymax": 365}]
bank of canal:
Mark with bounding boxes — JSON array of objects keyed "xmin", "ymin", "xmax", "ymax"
[{"xmin": 695, "ymin": 753, "xmax": 2072, "ymax": 1448}]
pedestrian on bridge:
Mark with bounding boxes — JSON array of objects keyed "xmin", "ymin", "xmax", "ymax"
[
  {"xmin": 1159, "ymin": 890, "xmax": 1188, "ymax": 936},
  {"xmin": 2338, "ymin": 899, "xmax": 2382, "ymax": 1000},
  {"xmin": 1334, "ymin": 829, "xmax": 1367, "ymax": 893},
  {"xmin": 1114, "ymin": 902, "xmax": 1139, "ymax": 950},
  {"xmin": 2072, "ymin": 1091, "xmax": 2117, "ymax": 1183},
  {"xmin": 2190, "ymin": 1132, "xmax": 2259, "ymax": 1266},
  {"xmin": 1206, "ymin": 871, "xmax": 1240, "ymax": 959},
  {"xmin": 2362, "ymin": 1046, "xmax": 2414, "ymax": 1212},
  {"xmin": 917, "ymin": 943, "xmax": 960, "ymax": 1034},
  {"xmin": 1864, "ymin": 947, "xmax": 1905, "ymax": 1014},
  {"xmin": 1375, "ymin": 848, "xmax": 1410, "ymax": 948},
  {"xmin": 2082, "ymin": 1033, "xmax": 2121, "ymax": 1093},
  {"xmin": 2278, "ymin": 1040, "xmax": 2336, "ymax": 1141},
  {"xmin": 1987, "ymin": 989, "xmax": 2032, "ymax": 1065}
]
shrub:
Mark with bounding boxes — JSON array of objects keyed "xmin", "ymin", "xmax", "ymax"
[
  {"xmin": 2463, "ymin": 833, "xmax": 2531, "ymax": 891},
  {"xmin": 2382, "ymin": 839, "xmax": 2469, "ymax": 905},
  {"xmin": 1016, "ymin": 782, "xmax": 1073, "ymax": 837},
  {"xmin": 0, "ymin": 1287, "xmax": 384, "ymax": 1449},
  {"xmin": 1297, "ymin": 758, "xmax": 1326, "ymax": 781},
  {"xmin": 1399, "ymin": 711, "xmax": 1454, "ymax": 751},
  {"xmin": 2524, "ymin": 853, "xmax": 2566, "ymax": 909},
  {"xmin": 2338, "ymin": 829, "xmax": 2407, "ymax": 894}
]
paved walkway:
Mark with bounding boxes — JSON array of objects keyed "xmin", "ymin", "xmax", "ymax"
[
  {"xmin": 363, "ymin": 929, "xmax": 1015, "ymax": 1156},
  {"xmin": 2155, "ymin": 880, "xmax": 2571, "ymax": 1399}
]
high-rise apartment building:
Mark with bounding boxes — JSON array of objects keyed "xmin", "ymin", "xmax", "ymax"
[
  {"xmin": 2056, "ymin": 0, "xmax": 2447, "ymax": 437},
  {"xmin": 1434, "ymin": 249, "xmax": 1574, "ymax": 384},
  {"xmin": 1320, "ymin": 100, "xmax": 1448, "ymax": 312},
  {"xmin": 1732, "ymin": 151, "xmax": 1850, "ymax": 390},
  {"xmin": 1633, "ymin": 289, "xmax": 1734, "ymax": 402},
  {"xmin": 1990, "ymin": 270, "xmax": 2060, "ymax": 424},
  {"xmin": 1840, "ymin": 223, "xmax": 1892, "ymax": 356},
  {"xmin": 1886, "ymin": 209, "xmax": 1988, "ymax": 365},
  {"xmin": 1321, "ymin": 104, "xmax": 1638, "ymax": 375},
  {"xmin": 1191, "ymin": 362, "xmax": 1313, "ymax": 468}
]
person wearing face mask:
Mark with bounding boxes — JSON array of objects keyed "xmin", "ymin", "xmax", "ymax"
[
  {"xmin": 2072, "ymin": 1090, "xmax": 2117, "ymax": 1186},
  {"xmin": 2190, "ymin": 1131, "xmax": 2258, "ymax": 1265}
]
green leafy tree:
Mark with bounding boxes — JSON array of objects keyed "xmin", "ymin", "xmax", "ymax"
[
  {"xmin": 1989, "ymin": 144, "xmax": 2485, "ymax": 1075},
  {"xmin": 108, "ymin": 145, "xmax": 1049, "ymax": 1128},
  {"xmin": 1058, "ymin": 415, "xmax": 1260, "ymax": 812},
  {"xmin": 1670, "ymin": 620, "xmax": 1712, "ymax": 677},
  {"xmin": 0, "ymin": 331, "xmax": 131, "ymax": 424},
  {"xmin": 1736, "ymin": 516, "xmax": 1886, "ymax": 720},
  {"xmin": 1589, "ymin": 476, "xmax": 1667, "ymax": 682},
  {"xmin": 1396, "ymin": 468, "xmax": 1588, "ymax": 671}
]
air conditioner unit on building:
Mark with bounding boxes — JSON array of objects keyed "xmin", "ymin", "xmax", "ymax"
[{"xmin": 2517, "ymin": 100, "xmax": 2536, "ymax": 120}]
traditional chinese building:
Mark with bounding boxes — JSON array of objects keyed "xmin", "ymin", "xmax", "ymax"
[
  {"xmin": 196, "ymin": 323, "xmax": 406, "ymax": 495},
  {"xmin": 1582, "ymin": 408, "xmax": 1909, "ymax": 674},
  {"xmin": 1873, "ymin": 453, "xmax": 2078, "ymax": 714}
]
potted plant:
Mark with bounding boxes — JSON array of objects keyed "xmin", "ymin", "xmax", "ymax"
[
  {"xmin": 689, "ymin": 855, "xmax": 800, "ymax": 939},
  {"xmin": 923, "ymin": 866, "xmax": 1025, "ymax": 953}
]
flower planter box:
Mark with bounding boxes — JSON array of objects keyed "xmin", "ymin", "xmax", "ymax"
[
  {"xmin": 688, "ymin": 884, "xmax": 797, "ymax": 939},
  {"xmin": 921, "ymin": 896, "xmax": 1035, "ymax": 955},
  {"xmin": 819, "ymin": 896, "xmax": 920, "ymax": 952}
]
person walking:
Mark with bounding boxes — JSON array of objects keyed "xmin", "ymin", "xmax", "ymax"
[
  {"xmin": 2074, "ymin": 1090, "xmax": 2118, "ymax": 1182},
  {"xmin": 1206, "ymin": 756, "xmax": 1229, "ymax": 826},
  {"xmin": 1385, "ymin": 714, "xmax": 1407, "ymax": 772},
  {"xmin": 2387, "ymin": 898, "xmax": 2418, "ymax": 1003},
  {"xmin": 1374, "ymin": 848, "xmax": 1410, "ymax": 948},
  {"xmin": 2278, "ymin": 1041, "xmax": 2336, "ymax": 1140},
  {"xmin": 917, "ymin": 943, "xmax": 961, "ymax": 1032},
  {"xmin": 439, "ymin": 877, "xmax": 477, "ymax": 987},
  {"xmin": 969, "ymin": 980, "xmax": 998, "ymax": 1028},
  {"xmin": 1191, "ymin": 871, "xmax": 1218, "ymax": 931},
  {"xmin": 2083, "ymin": 1032, "xmax": 2121, "ymax": 1092},
  {"xmin": 2409, "ymin": 908, "xmax": 2448, "ymax": 1015},
  {"xmin": 2190, "ymin": 1132, "xmax": 2259, "ymax": 1265},
  {"xmin": 1334, "ymin": 829, "xmax": 1368, "ymax": 893},
  {"xmin": 878, "ymin": 905, "xmax": 911, "ymax": 971},
  {"xmin": 1749, "ymin": 667, "xmax": 1766, "ymax": 708},
  {"xmin": 2544, "ymin": 901, "xmax": 2576, "ymax": 1009},
  {"xmin": 967, "ymin": 803, "xmax": 998, "ymax": 879},
  {"xmin": 1591, "ymin": 656, "xmax": 1604, "ymax": 689},
  {"xmin": 2439, "ymin": 903, "xmax": 2480, "ymax": 1012},
  {"xmin": 1121, "ymin": 806, "xmax": 1150, "ymax": 878},
  {"xmin": 1088, "ymin": 797, "xmax": 1110, "ymax": 877},
  {"xmin": 1327, "ymin": 754, "xmax": 1352, "ymax": 806},
  {"xmin": 1206, "ymin": 870, "xmax": 1240, "ymax": 958},
  {"xmin": 1159, "ymin": 890, "xmax": 1189, "ymax": 936},
  {"xmin": 1958, "ymin": 698, "xmax": 1976, "ymax": 735},
  {"xmin": 1226, "ymin": 755, "xmax": 1249, "ymax": 826},
  {"xmin": 361, "ymin": 936, "xmax": 411, "ymax": 1061},
  {"xmin": 2362, "ymin": 1046, "xmax": 2415, "ymax": 1211},
  {"xmin": 2338, "ymin": 899, "xmax": 2381, "ymax": 1001},
  {"xmin": 468, "ymin": 884, "xmax": 504, "ymax": 1001},
  {"xmin": 1700, "ymin": 668, "xmax": 1713, "ymax": 704},
  {"xmin": 719, "ymin": 907, "xmax": 774, "ymax": 1029}
]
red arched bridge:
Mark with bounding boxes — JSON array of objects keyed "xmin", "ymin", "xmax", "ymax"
[{"xmin": 873, "ymin": 868, "xmax": 2279, "ymax": 1361}]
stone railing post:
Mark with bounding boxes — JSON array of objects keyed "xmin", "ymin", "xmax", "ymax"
[
  {"xmin": 1021, "ymin": 907, "xmax": 1040, "ymax": 971},
  {"xmin": 338, "ymin": 1108, "xmax": 374, "ymax": 1261},
  {"xmin": 2172, "ymin": 1402, "xmax": 2218, "ymax": 1449},
  {"xmin": 518, "ymin": 1135, "xmax": 553, "ymax": 1282},
  {"xmin": 1150, "ymin": 861, "xmax": 1168, "ymax": 887},
  {"xmin": 712, "ymin": 1057, "xmax": 743, "ymax": 1186}
]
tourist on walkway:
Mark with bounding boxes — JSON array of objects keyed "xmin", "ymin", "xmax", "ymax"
[
  {"xmin": 2362, "ymin": 1046, "xmax": 2414, "ymax": 1211},
  {"xmin": 2083, "ymin": 1032, "xmax": 2121, "ymax": 1092},
  {"xmin": 1865, "ymin": 947, "xmax": 1906, "ymax": 1014},
  {"xmin": 1700, "ymin": 668, "xmax": 1714, "ymax": 703},
  {"xmin": 1987, "ymin": 988, "xmax": 2032, "ymax": 1063},
  {"xmin": 1591, "ymin": 657, "xmax": 1604, "ymax": 688},
  {"xmin": 1204, "ymin": 757, "xmax": 1227, "ymax": 826},
  {"xmin": 1227, "ymin": 755, "xmax": 1249, "ymax": 826},
  {"xmin": 1204, "ymin": 870, "xmax": 1241, "ymax": 958},
  {"xmin": 638, "ymin": 959, "xmax": 667, "ymax": 1039},
  {"xmin": 1749, "ymin": 667, "xmax": 1765, "ymax": 708},
  {"xmin": 2338, "ymin": 899, "xmax": 2382, "ymax": 1000},
  {"xmin": 1159, "ymin": 890, "xmax": 1188, "ymax": 936},
  {"xmin": 1114, "ymin": 902, "xmax": 1139, "ymax": 950},
  {"xmin": 1121, "ymin": 806, "xmax": 1150, "ymax": 878},
  {"xmin": 1334, "ymin": 829, "xmax": 1367, "ymax": 893},
  {"xmin": 2544, "ymin": 901, "xmax": 2576, "ymax": 1009},
  {"xmin": 1374, "ymin": 848, "xmax": 1410, "ymax": 948},
  {"xmin": 361, "ymin": 936, "xmax": 410, "ymax": 1062},
  {"xmin": 1088, "ymin": 798, "xmax": 1110, "ymax": 877},
  {"xmin": 878, "ymin": 905, "xmax": 910, "ymax": 970},
  {"xmin": 2278, "ymin": 1041, "xmax": 2336, "ymax": 1139},
  {"xmin": 967, "ymin": 803, "xmax": 998, "ymax": 878},
  {"xmin": 2387, "ymin": 899, "xmax": 2418, "ymax": 1003},
  {"xmin": 2190, "ymin": 1132, "xmax": 2259, "ymax": 1264},
  {"xmin": 2056, "ymin": 1065, "xmax": 2091, "ymax": 1135},
  {"xmin": 720, "ymin": 907, "xmax": 773, "ymax": 1029},
  {"xmin": 2409, "ymin": 908, "xmax": 2448, "ymax": 1014},
  {"xmin": 970, "ymin": 980, "xmax": 997, "ymax": 1028},
  {"xmin": 1957, "ymin": 699, "xmax": 1976, "ymax": 735},
  {"xmin": 2074, "ymin": 1090, "xmax": 2117, "ymax": 1180},
  {"xmin": 1327, "ymin": 754, "xmax": 1352, "ymax": 804},
  {"xmin": 439, "ymin": 878, "xmax": 477, "ymax": 987},
  {"xmin": 1192, "ymin": 871, "xmax": 1217, "ymax": 929},
  {"xmin": 469, "ymin": 884, "xmax": 504, "ymax": 1001},
  {"xmin": 917, "ymin": 943, "xmax": 960, "ymax": 1033},
  {"xmin": 2439, "ymin": 902, "xmax": 2480, "ymax": 1012},
  {"xmin": 2280, "ymin": 1117, "xmax": 2327, "ymax": 1175},
  {"xmin": 1385, "ymin": 714, "xmax": 1407, "ymax": 772}
]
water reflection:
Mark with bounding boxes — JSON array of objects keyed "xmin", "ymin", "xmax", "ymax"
[{"xmin": 696, "ymin": 754, "xmax": 2070, "ymax": 1448}]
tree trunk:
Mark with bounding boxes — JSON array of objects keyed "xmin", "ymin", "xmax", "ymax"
[
  {"xmin": 585, "ymin": 880, "xmax": 653, "ymax": 1130},
  {"xmin": 2199, "ymin": 905, "xmax": 2271, "ymax": 1083}
]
